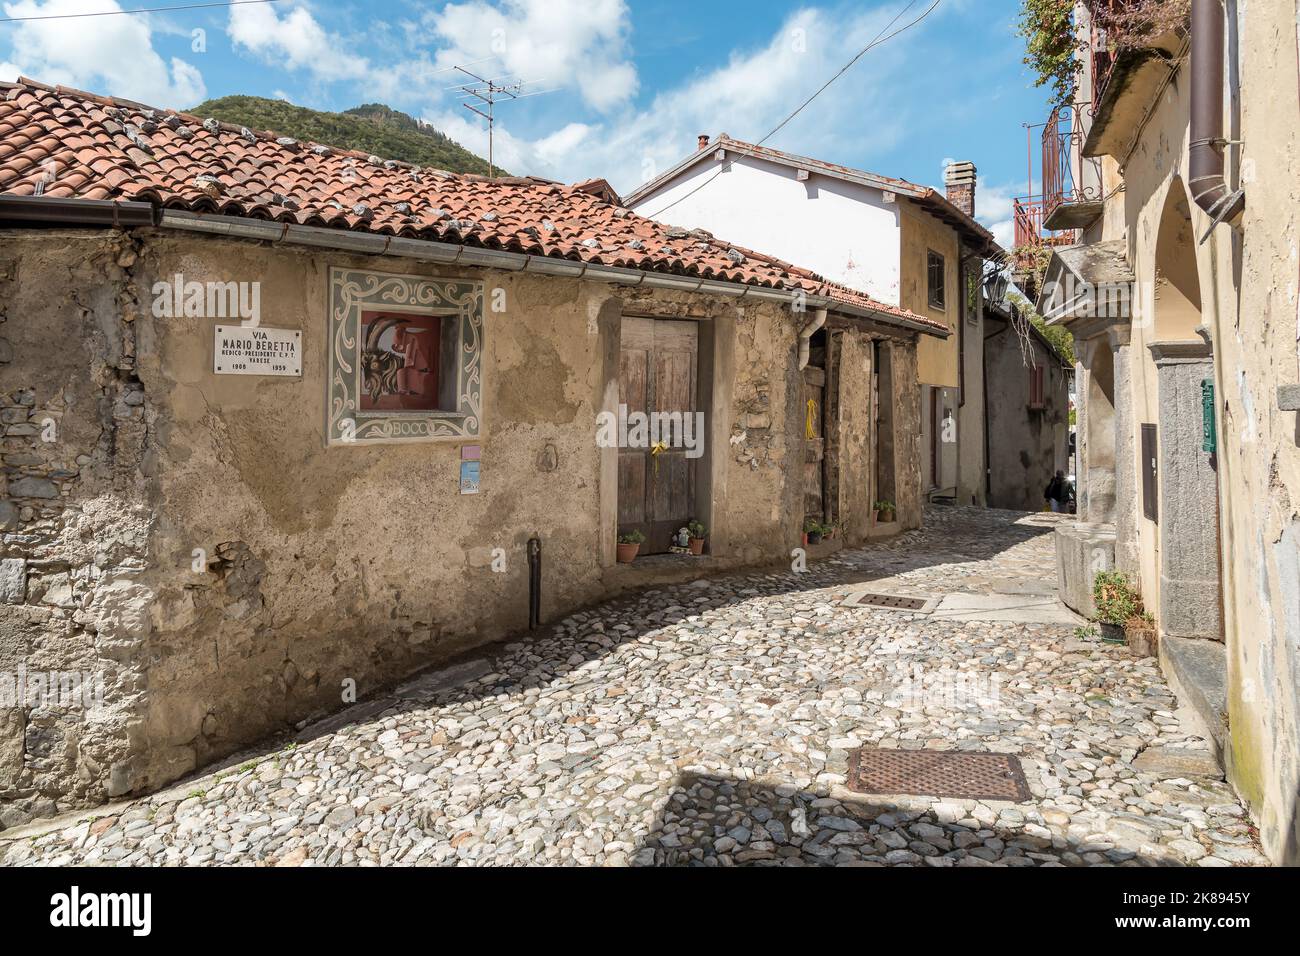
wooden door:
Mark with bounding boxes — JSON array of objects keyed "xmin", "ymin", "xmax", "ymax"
[
  {"xmin": 618, "ymin": 317, "xmax": 699, "ymax": 554},
  {"xmin": 803, "ymin": 365, "xmax": 825, "ymax": 524},
  {"xmin": 1141, "ymin": 423, "xmax": 1159, "ymax": 522}
]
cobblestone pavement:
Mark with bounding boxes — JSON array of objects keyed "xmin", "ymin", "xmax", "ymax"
[{"xmin": 0, "ymin": 508, "xmax": 1267, "ymax": 867}]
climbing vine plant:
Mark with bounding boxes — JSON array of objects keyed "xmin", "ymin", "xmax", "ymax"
[
  {"xmin": 1093, "ymin": 0, "xmax": 1192, "ymax": 52},
  {"xmin": 1018, "ymin": 0, "xmax": 1192, "ymax": 104},
  {"xmin": 1017, "ymin": 0, "xmax": 1080, "ymax": 104}
]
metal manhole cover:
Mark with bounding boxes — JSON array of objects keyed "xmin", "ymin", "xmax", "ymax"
[
  {"xmin": 846, "ymin": 749, "xmax": 1032, "ymax": 802},
  {"xmin": 847, "ymin": 592, "xmax": 930, "ymax": 611}
]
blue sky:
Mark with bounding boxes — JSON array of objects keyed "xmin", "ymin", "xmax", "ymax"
[{"xmin": 1, "ymin": 0, "xmax": 1055, "ymax": 245}]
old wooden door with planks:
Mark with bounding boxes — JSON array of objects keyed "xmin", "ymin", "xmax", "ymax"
[{"xmin": 618, "ymin": 317, "xmax": 699, "ymax": 554}]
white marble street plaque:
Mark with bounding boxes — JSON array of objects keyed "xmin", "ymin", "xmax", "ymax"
[{"xmin": 213, "ymin": 325, "xmax": 302, "ymax": 376}]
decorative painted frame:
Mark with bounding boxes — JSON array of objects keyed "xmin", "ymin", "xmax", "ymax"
[{"xmin": 327, "ymin": 267, "xmax": 483, "ymax": 446}]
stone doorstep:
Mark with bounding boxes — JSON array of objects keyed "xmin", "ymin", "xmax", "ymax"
[{"xmin": 1159, "ymin": 636, "xmax": 1228, "ymax": 764}]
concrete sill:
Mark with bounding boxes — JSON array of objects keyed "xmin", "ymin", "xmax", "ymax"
[{"xmin": 1159, "ymin": 635, "xmax": 1229, "ymax": 765}]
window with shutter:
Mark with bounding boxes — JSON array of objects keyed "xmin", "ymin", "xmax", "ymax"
[
  {"xmin": 927, "ymin": 251, "xmax": 946, "ymax": 310},
  {"xmin": 1029, "ymin": 364, "xmax": 1045, "ymax": 409}
]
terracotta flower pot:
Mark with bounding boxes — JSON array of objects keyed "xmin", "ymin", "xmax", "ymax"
[
  {"xmin": 875, "ymin": 510, "xmax": 894, "ymax": 523},
  {"xmin": 616, "ymin": 542, "xmax": 640, "ymax": 563},
  {"xmin": 1125, "ymin": 625, "xmax": 1158, "ymax": 657},
  {"xmin": 688, "ymin": 537, "xmax": 705, "ymax": 556},
  {"xmin": 801, "ymin": 532, "xmax": 809, "ymax": 547}
]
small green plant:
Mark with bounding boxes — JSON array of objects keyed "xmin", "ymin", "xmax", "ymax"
[
  {"xmin": 1093, "ymin": 570, "xmax": 1141, "ymax": 626},
  {"xmin": 804, "ymin": 518, "xmax": 833, "ymax": 535},
  {"xmin": 1074, "ymin": 624, "xmax": 1099, "ymax": 640},
  {"xmin": 873, "ymin": 500, "xmax": 896, "ymax": 514},
  {"xmin": 617, "ymin": 530, "xmax": 646, "ymax": 545},
  {"xmin": 687, "ymin": 520, "xmax": 708, "ymax": 540}
]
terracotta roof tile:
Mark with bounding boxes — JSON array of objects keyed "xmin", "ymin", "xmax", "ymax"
[{"xmin": 0, "ymin": 77, "xmax": 944, "ymax": 334}]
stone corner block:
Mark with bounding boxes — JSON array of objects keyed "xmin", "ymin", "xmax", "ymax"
[{"xmin": 0, "ymin": 557, "xmax": 26, "ymax": 604}]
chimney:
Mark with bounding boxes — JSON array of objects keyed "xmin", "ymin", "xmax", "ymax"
[
  {"xmin": 944, "ymin": 161, "xmax": 977, "ymax": 217},
  {"xmin": 697, "ymin": 134, "xmax": 710, "ymax": 151}
]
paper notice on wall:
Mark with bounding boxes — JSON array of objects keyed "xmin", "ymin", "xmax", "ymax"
[
  {"xmin": 214, "ymin": 326, "xmax": 302, "ymax": 376},
  {"xmin": 460, "ymin": 460, "xmax": 480, "ymax": 495}
]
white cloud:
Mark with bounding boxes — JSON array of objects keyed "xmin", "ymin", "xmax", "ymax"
[
  {"xmin": 228, "ymin": 2, "xmax": 371, "ymax": 84},
  {"xmin": 976, "ymin": 177, "xmax": 1018, "ymax": 251},
  {"xmin": 426, "ymin": 0, "xmax": 637, "ymax": 113},
  {"xmin": 427, "ymin": 5, "xmax": 914, "ymax": 195},
  {"xmin": 0, "ymin": 0, "xmax": 205, "ymax": 106}
]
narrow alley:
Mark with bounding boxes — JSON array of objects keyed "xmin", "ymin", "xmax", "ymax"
[{"xmin": 0, "ymin": 508, "xmax": 1263, "ymax": 867}]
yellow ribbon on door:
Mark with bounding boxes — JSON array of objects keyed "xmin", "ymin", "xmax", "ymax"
[
  {"xmin": 805, "ymin": 399, "xmax": 818, "ymax": 440},
  {"xmin": 650, "ymin": 440, "xmax": 668, "ymax": 475}
]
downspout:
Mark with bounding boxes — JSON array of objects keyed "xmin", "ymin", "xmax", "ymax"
[
  {"xmin": 1190, "ymin": 0, "xmax": 1245, "ymax": 226},
  {"xmin": 797, "ymin": 308, "xmax": 828, "ymax": 369}
]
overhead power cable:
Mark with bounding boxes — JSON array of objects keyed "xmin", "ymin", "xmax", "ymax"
[{"xmin": 1, "ymin": 0, "xmax": 282, "ymax": 23}]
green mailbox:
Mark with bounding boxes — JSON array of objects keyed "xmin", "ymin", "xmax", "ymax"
[{"xmin": 1201, "ymin": 378, "xmax": 1216, "ymax": 454}]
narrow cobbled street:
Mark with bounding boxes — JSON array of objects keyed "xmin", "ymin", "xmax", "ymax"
[{"xmin": 0, "ymin": 508, "xmax": 1265, "ymax": 867}]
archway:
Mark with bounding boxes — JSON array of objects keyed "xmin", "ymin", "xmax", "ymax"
[{"xmin": 1149, "ymin": 177, "xmax": 1221, "ymax": 641}]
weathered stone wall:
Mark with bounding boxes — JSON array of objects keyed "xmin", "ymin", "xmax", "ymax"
[
  {"xmin": 0, "ymin": 228, "xmax": 925, "ymax": 824},
  {"xmin": 986, "ymin": 328, "xmax": 1070, "ymax": 512},
  {"xmin": 0, "ymin": 233, "xmax": 157, "ymax": 826}
]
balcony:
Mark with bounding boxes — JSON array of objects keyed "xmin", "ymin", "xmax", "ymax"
[
  {"xmin": 1041, "ymin": 103, "xmax": 1104, "ymax": 231},
  {"xmin": 1011, "ymin": 197, "xmax": 1075, "ymax": 274},
  {"xmin": 1081, "ymin": 0, "xmax": 1189, "ymax": 158}
]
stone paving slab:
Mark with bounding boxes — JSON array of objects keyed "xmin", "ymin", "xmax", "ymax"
[
  {"xmin": 929, "ymin": 592, "xmax": 1086, "ymax": 625},
  {"xmin": 0, "ymin": 507, "xmax": 1268, "ymax": 867}
]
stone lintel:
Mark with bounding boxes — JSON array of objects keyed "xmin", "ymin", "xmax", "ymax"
[{"xmin": 1148, "ymin": 339, "xmax": 1213, "ymax": 365}]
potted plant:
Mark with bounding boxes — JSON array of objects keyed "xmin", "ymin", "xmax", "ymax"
[
  {"xmin": 874, "ymin": 500, "xmax": 896, "ymax": 523},
  {"xmin": 687, "ymin": 520, "xmax": 708, "ymax": 556},
  {"xmin": 1125, "ymin": 611, "xmax": 1158, "ymax": 657},
  {"xmin": 616, "ymin": 530, "xmax": 645, "ymax": 563},
  {"xmin": 1093, "ymin": 570, "xmax": 1139, "ymax": 644},
  {"xmin": 823, "ymin": 521, "xmax": 838, "ymax": 541},
  {"xmin": 804, "ymin": 518, "xmax": 825, "ymax": 546}
]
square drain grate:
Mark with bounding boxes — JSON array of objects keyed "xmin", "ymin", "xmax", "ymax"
[
  {"xmin": 847, "ymin": 592, "xmax": 930, "ymax": 611},
  {"xmin": 846, "ymin": 748, "xmax": 1032, "ymax": 802}
]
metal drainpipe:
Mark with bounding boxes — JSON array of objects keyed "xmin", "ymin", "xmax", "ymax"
[
  {"xmin": 1190, "ymin": 0, "xmax": 1245, "ymax": 223},
  {"xmin": 797, "ymin": 308, "xmax": 828, "ymax": 369}
]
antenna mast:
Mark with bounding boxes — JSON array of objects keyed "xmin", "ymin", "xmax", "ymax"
[{"xmin": 450, "ymin": 66, "xmax": 554, "ymax": 177}]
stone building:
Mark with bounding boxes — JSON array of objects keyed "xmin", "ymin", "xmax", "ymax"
[
  {"xmin": 0, "ymin": 79, "xmax": 942, "ymax": 825},
  {"xmin": 623, "ymin": 139, "xmax": 1003, "ymax": 509},
  {"xmin": 1031, "ymin": 0, "xmax": 1299, "ymax": 863}
]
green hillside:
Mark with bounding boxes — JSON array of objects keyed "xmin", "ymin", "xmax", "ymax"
[{"xmin": 188, "ymin": 95, "xmax": 499, "ymax": 175}]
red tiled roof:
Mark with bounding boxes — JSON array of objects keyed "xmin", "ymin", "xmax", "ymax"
[{"xmin": 0, "ymin": 78, "xmax": 945, "ymax": 335}]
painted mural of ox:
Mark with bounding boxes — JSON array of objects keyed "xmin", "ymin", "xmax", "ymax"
[{"xmin": 361, "ymin": 315, "xmax": 408, "ymax": 404}]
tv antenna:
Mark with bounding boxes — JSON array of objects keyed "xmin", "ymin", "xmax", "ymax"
[{"xmin": 449, "ymin": 66, "xmax": 556, "ymax": 177}]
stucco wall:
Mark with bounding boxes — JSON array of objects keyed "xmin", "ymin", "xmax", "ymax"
[
  {"xmin": 627, "ymin": 152, "xmax": 904, "ymax": 304},
  {"xmin": 1212, "ymin": 0, "xmax": 1300, "ymax": 866},
  {"xmin": 986, "ymin": 326, "xmax": 1069, "ymax": 512},
  {"xmin": 0, "ymin": 228, "xmax": 924, "ymax": 823},
  {"xmin": 902, "ymin": 204, "xmax": 961, "ymax": 389},
  {"xmin": 1073, "ymin": 0, "xmax": 1300, "ymax": 863}
]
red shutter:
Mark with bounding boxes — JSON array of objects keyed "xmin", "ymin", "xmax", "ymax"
[{"xmin": 1029, "ymin": 365, "xmax": 1045, "ymax": 408}]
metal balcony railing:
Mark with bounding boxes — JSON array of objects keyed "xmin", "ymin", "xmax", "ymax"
[
  {"xmin": 1042, "ymin": 103, "xmax": 1103, "ymax": 226},
  {"xmin": 1011, "ymin": 197, "xmax": 1075, "ymax": 270},
  {"xmin": 1089, "ymin": 0, "xmax": 1125, "ymax": 103}
]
